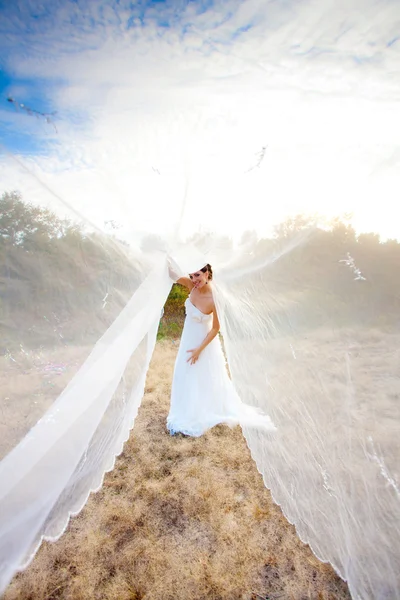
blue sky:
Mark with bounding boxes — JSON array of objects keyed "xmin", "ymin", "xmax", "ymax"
[
  {"xmin": 0, "ymin": 0, "xmax": 254, "ymax": 154},
  {"xmin": 0, "ymin": 0, "xmax": 399, "ymax": 239},
  {"xmin": 0, "ymin": 67, "xmax": 59, "ymax": 154}
]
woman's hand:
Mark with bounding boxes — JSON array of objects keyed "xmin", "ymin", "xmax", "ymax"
[{"xmin": 186, "ymin": 347, "xmax": 201, "ymax": 365}]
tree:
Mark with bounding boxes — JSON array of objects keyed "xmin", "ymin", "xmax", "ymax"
[
  {"xmin": 273, "ymin": 214, "xmax": 318, "ymax": 239},
  {"xmin": 0, "ymin": 191, "xmax": 71, "ymax": 248},
  {"xmin": 0, "ymin": 191, "xmax": 141, "ymax": 349}
]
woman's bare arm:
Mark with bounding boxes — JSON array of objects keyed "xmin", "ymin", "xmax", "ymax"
[
  {"xmin": 198, "ymin": 307, "xmax": 220, "ymax": 352},
  {"xmin": 176, "ymin": 276, "xmax": 194, "ymax": 290}
]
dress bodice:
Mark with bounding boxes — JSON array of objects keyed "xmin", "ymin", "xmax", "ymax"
[{"xmin": 185, "ymin": 298, "xmax": 213, "ymax": 324}]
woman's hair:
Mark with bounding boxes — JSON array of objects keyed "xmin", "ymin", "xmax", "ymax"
[{"xmin": 200, "ymin": 264, "xmax": 213, "ymax": 280}]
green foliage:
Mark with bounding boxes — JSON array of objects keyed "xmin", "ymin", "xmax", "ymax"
[
  {"xmin": 162, "ymin": 284, "xmax": 188, "ymax": 317},
  {"xmin": 0, "ymin": 191, "xmax": 140, "ymax": 349},
  {"xmin": 158, "ymin": 285, "xmax": 188, "ymax": 339},
  {"xmin": 167, "ymin": 284, "xmax": 188, "ymax": 302},
  {"xmin": 0, "ymin": 191, "xmax": 72, "ymax": 247},
  {"xmin": 157, "ymin": 320, "xmax": 181, "ymax": 341},
  {"xmin": 258, "ymin": 218, "xmax": 400, "ymax": 330},
  {"xmin": 2, "ymin": 191, "xmax": 400, "ymax": 348}
]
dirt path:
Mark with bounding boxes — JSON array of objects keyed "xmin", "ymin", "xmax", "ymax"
[{"xmin": 4, "ymin": 341, "xmax": 350, "ymax": 600}]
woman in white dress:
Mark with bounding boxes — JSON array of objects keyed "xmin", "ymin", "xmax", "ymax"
[{"xmin": 167, "ymin": 264, "xmax": 276, "ymax": 437}]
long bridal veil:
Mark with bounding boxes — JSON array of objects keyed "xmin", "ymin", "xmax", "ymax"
[{"xmin": 1, "ymin": 2, "xmax": 400, "ymax": 597}]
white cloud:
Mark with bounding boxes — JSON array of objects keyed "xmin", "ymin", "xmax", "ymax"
[{"xmin": 1, "ymin": 0, "xmax": 399, "ymax": 241}]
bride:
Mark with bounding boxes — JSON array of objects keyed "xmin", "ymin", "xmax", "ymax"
[{"xmin": 167, "ymin": 264, "xmax": 276, "ymax": 437}]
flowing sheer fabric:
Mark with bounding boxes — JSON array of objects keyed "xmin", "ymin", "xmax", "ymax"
[
  {"xmin": 1, "ymin": 239, "xmax": 399, "ymax": 599},
  {"xmin": 0, "ymin": 259, "xmax": 172, "ymax": 588},
  {"xmin": 213, "ymin": 266, "xmax": 400, "ymax": 600},
  {"xmin": 1, "ymin": 2, "xmax": 400, "ymax": 595}
]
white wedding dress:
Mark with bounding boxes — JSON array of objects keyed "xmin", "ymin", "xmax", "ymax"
[{"xmin": 167, "ymin": 296, "xmax": 276, "ymax": 436}]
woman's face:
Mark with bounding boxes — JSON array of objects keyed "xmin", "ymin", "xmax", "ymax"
[{"xmin": 189, "ymin": 270, "xmax": 209, "ymax": 289}]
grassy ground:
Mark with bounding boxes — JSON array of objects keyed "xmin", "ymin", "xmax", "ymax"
[{"xmin": 4, "ymin": 340, "xmax": 351, "ymax": 600}]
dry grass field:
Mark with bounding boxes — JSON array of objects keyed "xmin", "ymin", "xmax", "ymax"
[{"xmin": 2, "ymin": 340, "xmax": 351, "ymax": 600}]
